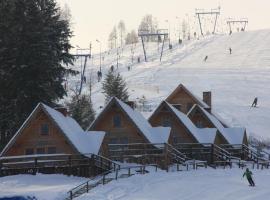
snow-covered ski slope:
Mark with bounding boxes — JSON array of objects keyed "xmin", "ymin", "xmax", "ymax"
[
  {"xmin": 77, "ymin": 168, "xmax": 270, "ymax": 200},
  {"xmin": 70, "ymin": 29, "xmax": 270, "ymax": 140}
]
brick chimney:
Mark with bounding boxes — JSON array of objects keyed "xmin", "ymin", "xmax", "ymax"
[
  {"xmin": 203, "ymin": 91, "xmax": 212, "ymax": 109},
  {"xmin": 55, "ymin": 107, "xmax": 68, "ymax": 117}
]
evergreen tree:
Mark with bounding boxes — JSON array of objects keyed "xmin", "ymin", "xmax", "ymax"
[
  {"xmin": 66, "ymin": 94, "xmax": 95, "ymax": 130},
  {"xmin": 0, "ymin": 0, "xmax": 76, "ymax": 147},
  {"xmin": 102, "ymin": 71, "xmax": 129, "ymax": 103}
]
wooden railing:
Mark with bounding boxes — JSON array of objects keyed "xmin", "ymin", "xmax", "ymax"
[
  {"xmin": 107, "ymin": 143, "xmax": 189, "ymax": 170},
  {"xmin": 0, "ymin": 153, "xmax": 120, "ymax": 178},
  {"xmin": 66, "ymin": 164, "xmax": 158, "ymax": 200}
]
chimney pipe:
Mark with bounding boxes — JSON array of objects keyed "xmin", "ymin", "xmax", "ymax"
[{"xmin": 203, "ymin": 91, "xmax": 212, "ymax": 110}]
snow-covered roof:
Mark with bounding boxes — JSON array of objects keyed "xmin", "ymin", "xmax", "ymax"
[
  {"xmin": 166, "ymin": 84, "xmax": 210, "ymax": 109},
  {"xmin": 89, "ymin": 97, "xmax": 171, "ymax": 145},
  {"xmin": 222, "ymin": 128, "xmax": 246, "ymax": 145},
  {"xmin": 188, "ymin": 104, "xmax": 246, "ymax": 144},
  {"xmin": 157, "ymin": 101, "xmax": 217, "ymax": 144},
  {"xmin": 1, "ymin": 103, "xmax": 105, "ymax": 156},
  {"xmin": 40, "ymin": 104, "xmax": 105, "ymax": 155}
]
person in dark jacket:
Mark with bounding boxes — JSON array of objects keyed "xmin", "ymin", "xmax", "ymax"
[
  {"xmin": 243, "ymin": 168, "xmax": 255, "ymax": 186},
  {"xmin": 251, "ymin": 97, "xmax": 258, "ymax": 107},
  {"xmin": 229, "ymin": 47, "xmax": 232, "ymax": 54}
]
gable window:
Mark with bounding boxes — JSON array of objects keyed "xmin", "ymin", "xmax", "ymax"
[
  {"xmin": 113, "ymin": 115, "xmax": 121, "ymax": 128},
  {"xmin": 36, "ymin": 147, "xmax": 45, "ymax": 154},
  {"xmin": 162, "ymin": 118, "xmax": 171, "ymax": 127},
  {"xmin": 48, "ymin": 147, "xmax": 56, "ymax": 154},
  {"xmin": 40, "ymin": 123, "xmax": 49, "ymax": 135},
  {"xmin": 25, "ymin": 148, "xmax": 34, "ymax": 155},
  {"xmin": 196, "ymin": 121, "xmax": 203, "ymax": 128}
]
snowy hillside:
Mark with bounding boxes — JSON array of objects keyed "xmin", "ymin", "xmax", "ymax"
[
  {"xmin": 69, "ymin": 29, "xmax": 270, "ymax": 140},
  {"xmin": 2, "ymin": 168, "xmax": 270, "ymax": 200},
  {"xmin": 77, "ymin": 168, "xmax": 270, "ymax": 200}
]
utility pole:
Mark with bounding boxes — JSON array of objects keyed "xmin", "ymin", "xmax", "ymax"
[{"xmin": 96, "ymin": 39, "xmax": 101, "ymax": 72}]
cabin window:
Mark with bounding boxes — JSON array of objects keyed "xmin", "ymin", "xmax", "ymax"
[
  {"xmin": 186, "ymin": 103, "xmax": 193, "ymax": 112},
  {"xmin": 120, "ymin": 137, "xmax": 128, "ymax": 144},
  {"xmin": 40, "ymin": 123, "xmax": 49, "ymax": 135},
  {"xmin": 162, "ymin": 118, "xmax": 171, "ymax": 127},
  {"xmin": 48, "ymin": 147, "xmax": 56, "ymax": 154},
  {"xmin": 196, "ymin": 121, "xmax": 203, "ymax": 128},
  {"xmin": 36, "ymin": 147, "xmax": 45, "ymax": 154},
  {"xmin": 25, "ymin": 148, "xmax": 34, "ymax": 155},
  {"xmin": 109, "ymin": 138, "xmax": 118, "ymax": 144},
  {"xmin": 113, "ymin": 115, "xmax": 121, "ymax": 128}
]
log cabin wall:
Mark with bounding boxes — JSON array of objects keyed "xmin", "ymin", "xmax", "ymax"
[
  {"xmin": 149, "ymin": 106, "xmax": 196, "ymax": 144},
  {"xmin": 166, "ymin": 88, "xmax": 200, "ymax": 114},
  {"xmin": 89, "ymin": 104, "xmax": 149, "ymax": 156},
  {"xmin": 188, "ymin": 109, "xmax": 213, "ymax": 128},
  {"xmin": 3, "ymin": 109, "xmax": 77, "ymax": 157}
]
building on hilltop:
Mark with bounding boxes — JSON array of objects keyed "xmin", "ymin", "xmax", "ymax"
[
  {"xmin": 187, "ymin": 104, "xmax": 248, "ymax": 145},
  {"xmin": 148, "ymin": 101, "xmax": 221, "ymax": 145},
  {"xmin": 0, "ymin": 103, "xmax": 105, "ymax": 157},
  {"xmin": 165, "ymin": 84, "xmax": 211, "ymax": 114}
]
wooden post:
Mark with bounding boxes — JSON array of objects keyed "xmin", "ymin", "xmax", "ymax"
[
  {"xmin": 128, "ymin": 168, "xmax": 131, "ymax": 177},
  {"xmin": 115, "ymin": 169, "xmax": 118, "ymax": 180},
  {"xmin": 70, "ymin": 191, "xmax": 73, "ymax": 200},
  {"xmin": 210, "ymin": 144, "xmax": 214, "ymax": 164},
  {"xmin": 68, "ymin": 156, "xmax": 72, "ymax": 176},
  {"xmin": 102, "ymin": 174, "xmax": 106, "ymax": 185},
  {"xmin": 34, "ymin": 158, "xmax": 38, "ymax": 175},
  {"xmin": 0, "ymin": 160, "xmax": 3, "ymax": 177},
  {"xmin": 86, "ymin": 181, "xmax": 89, "ymax": 192}
]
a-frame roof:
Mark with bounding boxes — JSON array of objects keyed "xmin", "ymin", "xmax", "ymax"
[
  {"xmin": 165, "ymin": 84, "xmax": 210, "ymax": 109},
  {"xmin": 88, "ymin": 97, "xmax": 171, "ymax": 144},
  {"xmin": 1, "ymin": 103, "xmax": 105, "ymax": 156},
  {"xmin": 149, "ymin": 101, "xmax": 217, "ymax": 144},
  {"xmin": 187, "ymin": 104, "xmax": 246, "ymax": 144}
]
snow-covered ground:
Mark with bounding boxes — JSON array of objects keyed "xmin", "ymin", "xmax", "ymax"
[
  {"xmin": 69, "ymin": 29, "xmax": 270, "ymax": 140},
  {"xmin": 0, "ymin": 174, "xmax": 87, "ymax": 200},
  {"xmin": 2, "ymin": 168, "xmax": 270, "ymax": 200},
  {"xmin": 76, "ymin": 168, "xmax": 270, "ymax": 200}
]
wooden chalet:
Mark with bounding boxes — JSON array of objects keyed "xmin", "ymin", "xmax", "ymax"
[
  {"xmin": 165, "ymin": 84, "xmax": 211, "ymax": 114},
  {"xmin": 187, "ymin": 104, "xmax": 248, "ymax": 145},
  {"xmin": 149, "ymin": 101, "xmax": 220, "ymax": 145},
  {"xmin": 88, "ymin": 97, "xmax": 171, "ymax": 161},
  {"xmin": 0, "ymin": 103, "xmax": 105, "ymax": 157}
]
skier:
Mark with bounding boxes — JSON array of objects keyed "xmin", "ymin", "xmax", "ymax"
[
  {"xmin": 204, "ymin": 55, "xmax": 208, "ymax": 62},
  {"xmin": 251, "ymin": 97, "xmax": 258, "ymax": 107},
  {"xmin": 229, "ymin": 47, "xmax": 232, "ymax": 54},
  {"xmin": 110, "ymin": 65, "xmax": 114, "ymax": 72},
  {"xmin": 243, "ymin": 168, "xmax": 255, "ymax": 186}
]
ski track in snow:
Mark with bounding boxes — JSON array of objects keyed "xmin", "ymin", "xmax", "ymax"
[{"xmin": 69, "ymin": 30, "xmax": 270, "ymax": 140}]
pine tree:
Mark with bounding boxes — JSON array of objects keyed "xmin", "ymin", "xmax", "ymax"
[
  {"xmin": 66, "ymin": 94, "xmax": 95, "ymax": 130},
  {"xmin": 0, "ymin": 0, "xmax": 76, "ymax": 147},
  {"xmin": 102, "ymin": 71, "xmax": 129, "ymax": 103}
]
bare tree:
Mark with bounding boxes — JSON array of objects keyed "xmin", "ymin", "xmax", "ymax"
[
  {"xmin": 138, "ymin": 14, "xmax": 158, "ymax": 42},
  {"xmin": 118, "ymin": 20, "xmax": 126, "ymax": 48},
  {"xmin": 108, "ymin": 26, "xmax": 118, "ymax": 49}
]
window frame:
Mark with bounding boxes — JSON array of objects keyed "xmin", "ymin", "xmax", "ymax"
[
  {"xmin": 40, "ymin": 123, "xmax": 50, "ymax": 136},
  {"xmin": 25, "ymin": 148, "xmax": 34, "ymax": 155},
  {"xmin": 113, "ymin": 114, "xmax": 122, "ymax": 128}
]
